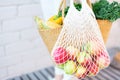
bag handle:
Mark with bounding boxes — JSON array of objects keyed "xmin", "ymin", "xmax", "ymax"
[
  {"xmin": 58, "ymin": 0, "xmax": 66, "ymax": 20},
  {"xmin": 87, "ymin": 0, "xmax": 92, "ymax": 8},
  {"xmin": 58, "ymin": 0, "xmax": 92, "ymax": 19}
]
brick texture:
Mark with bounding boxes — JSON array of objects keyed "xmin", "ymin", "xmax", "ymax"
[
  {"xmin": 18, "ymin": 4, "xmax": 43, "ymax": 17},
  {"xmin": 0, "ymin": 1, "xmax": 49, "ymax": 77},
  {"xmin": 0, "ymin": 32, "xmax": 20, "ymax": 46},
  {"xmin": 0, "ymin": 55, "xmax": 21, "ymax": 68},
  {"xmin": 20, "ymin": 27, "xmax": 39, "ymax": 40},
  {"xmin": 5, "ymin": 40, "xmax": 36, "ymax": 55},
  {"xmin": 0, "ymin": 6, "xmax": 17, "ymax": 20},
  {"xmin": 3, "ymin": 17, "xmax": 34, "ymax": 32},
  {"xmin": 0, "ymin": 0, "xmax": 57, "ymax": 79},
  {"xmin": 0, "ymin": 0, "xmax": 37, "ymax": 6},
  {"xmin": 8, "ymin": 61, "xmax": 36, "ymax": 75},
  {"xmin": 0, "ymin": 22, "xmax": 2, "ymax": 33},
  {"xmin": 0, "ymin": 47, "xmax": 4, "ymax": 57}
]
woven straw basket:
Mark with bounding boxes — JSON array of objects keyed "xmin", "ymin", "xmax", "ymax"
[
  {"xmin": 39, "ymin": 28, "xmax": 61, "ymax": 52},
  {"xmin": 97, "ymin": 20, "xmax": 112, "ymax": 43},
  {"xmin": 38, "ymin": 0, "xmax": 112, "ymax": 53}
]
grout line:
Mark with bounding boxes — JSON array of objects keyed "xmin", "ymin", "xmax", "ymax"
[
  {"xmin": 15, "ymin": 5, "xmax": 19, "ymax": 17},
  {"xmin": 0, "ymin": 20, "xmax": 3, "ymax": 33},
  {"xmin": 0, "ymin": 2, "xmax": 40, "ymax": 7}
]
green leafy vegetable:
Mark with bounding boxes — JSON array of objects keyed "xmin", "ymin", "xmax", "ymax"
[
  {"xmin": 74, "ymin": 3, "xmax": 82, "ymax": 11},
  {"xmin": 58, "ymin": 3, "xmax": 81, "ymax": 17},
  {"xmin": 93, "ymin": 0, "xmax": 120, "ymax": 22},
  {"xmin": 58, "ymin": 6, "xmax": 69, "ymax": 17},
  {"xmin": 58, "ymin": 0, "xmax": 120, "ymax": 22}
]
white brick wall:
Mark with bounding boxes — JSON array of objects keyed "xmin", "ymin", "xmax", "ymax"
[
  {"xmin": 0, "ymin": 68, "xmax": 7, "ymax": 80},
  {"xmin": 0, "ymin": 6, "xmax": 17, "ymax": 20},
  {"xmin": 0, "ymin": 32, "xmax": 20, "ymax": 45},
  {"xmin": 0, "ymin": 55, "xmax": 21, "ymax": 68},
  {"xmin": 0, "ymin": 22, "xmax": 2, "ymax": 33},
  {"xmin": 3, "ymin": 17, "xmax": 34, "ymax": 32},
  {"xmin": 8, "ymin": 61, "xmax": 36, "ymax": 76},
  {"xmin": 20, "ymin": 28, "xmax": 39, "ymax": 40},
  {"xmin": 18, "ymin": 4, "xmax": 43, "ymax": 17},
  {"xmin": 0, "ymin": 47, "xmax": 4, "ymax": 57},
  {"xmin": 0, "ymin": 0, "xmax": 39, "ymax": 6},
  {"xmin": 5, "ymin": 40, "xmax": 35, "ymax": 55},
  {"xmin": 0, "ymin": 0, "xmax": 57, "ymax": 79}
]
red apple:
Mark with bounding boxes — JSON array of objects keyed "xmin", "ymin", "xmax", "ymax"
[
  {"xmin": 75, "ymin": 66, "xmax": 88, "ymax": 79},
  {"xmin": 66, "ymin": 46, "xmax": 80, "ymax": 60},
  {"xmin": 96, "ymin": 51, "xmax": 110, "ymax": 69},
  {"xmin": 88, "ymin": 62, "xmax": 99, "ymax": 76},
  {"xmin": 98, "ymin": 51, "xmax": 110, "ymax": 59},
  {"xmin": 91, "ymin": 55, "xmax": 98, "ymax": 63},
  {"xmin": 53, "ymin": 47, "xmax": 69, "ymax": 64},
  {"xmin": 97, "ymin": 56, "xmax": 110, "ymax": 69}
]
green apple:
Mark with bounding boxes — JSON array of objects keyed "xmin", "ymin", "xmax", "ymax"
[
  {"xmin": 84, "ymin": 42, "xmax": 93, "ymax": 54},
  {"xmin": 64, "ymin": 60, "xmax": 77, "ymax": 74},
  {"xmin": 77, "ymin": 52, "xmax": 86, "ymax": 64},
  {"xmin": 57, "ymin": 64, "xmax": 64, "ymax": 69}
]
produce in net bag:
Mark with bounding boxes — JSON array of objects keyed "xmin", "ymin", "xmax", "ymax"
[{"xmin": 51, "ymin": 0, "xmax": 110, "ymax": 79}]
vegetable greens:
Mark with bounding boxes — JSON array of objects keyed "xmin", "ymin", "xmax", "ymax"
[
  {"xmin": 58, "ymin": 0, "xmax": 120, "ymax": 22},
  {"xmin": 93, "ymin": 0, "xmax": 120, "ymax": 22}
]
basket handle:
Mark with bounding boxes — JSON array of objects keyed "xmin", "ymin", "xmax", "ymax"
[
  {"xmin": 87, "ymin": 0, "xmax": 92, "ymax": 8},
  {"xmin": 58, "ymin": 0, "xmax": 92, "ymax": 19},
  {"xmin": 58, "ymin": 0, "xmax": 66, "ymax": 20}
]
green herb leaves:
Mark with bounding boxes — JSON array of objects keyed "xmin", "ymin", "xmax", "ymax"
[
  {"xmin": 58, "ymin": 0, "xmax": 120, "ymax": 22},
  {"xmin": 93, "ymin": 0, "xmax": 120, "ymax": 22}
]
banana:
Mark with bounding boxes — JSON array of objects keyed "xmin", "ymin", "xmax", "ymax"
[
  {"xmin": 46, "ymin": 21, "xmax": 62, "ymax": 29},
  {"xmin": 34, "ymin": 16, "xmax": 62, "ymax": 29},
  {"xmin": 48, "ymin": 15, "xmax": 63, "ymax": 25}
]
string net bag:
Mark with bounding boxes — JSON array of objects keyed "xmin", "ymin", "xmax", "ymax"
[{"xmin": 51, "ymin": 0, "xmax": 110, "ymax": 79}]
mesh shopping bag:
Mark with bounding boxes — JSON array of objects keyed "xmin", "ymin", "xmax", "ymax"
[{"xmin": 51, "ymin": 0, "xmax": 110, "ymax": 79}]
